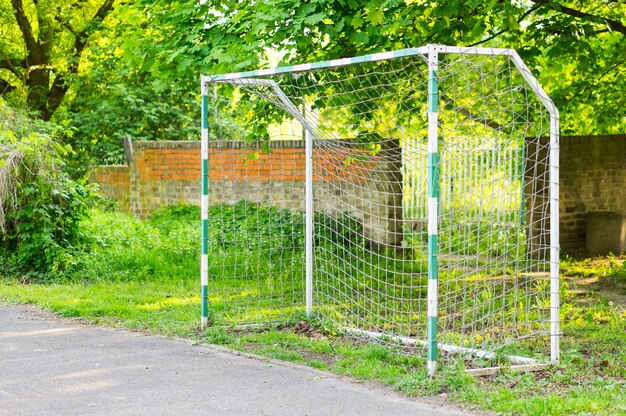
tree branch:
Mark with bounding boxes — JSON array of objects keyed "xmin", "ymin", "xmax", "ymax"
[
  {"xmin": 47, "ymin": 0, "xmax": 116, "ymax": 117},
  {"xmin": 440, "ymin": 92, "xmax": 505, "ymax": 131},
  {"xmin": 0, "ymin": 51, "xmax": 24, "ymax": 78},
  {"xmin": 0, "ymin": 78, "xmax": 17, "ymax": 95},
  {"xmin": 579, "ymin": 55, "xmax": 626, "ymax": 98},
  {"xmin": 71, "ymin": 0, "xmax": 115, "ymax": 72},
  {"xmin": 467, "ymin": 5, "xmax": 541, "ymax": 47},
  {"xmin": 468, "ymin": 28, "xmax": 508, "ymax": 47},
  {"xmin": 598, "ymin": 55, "xmax": 626, "ymax": 80},
  {"xmin": 0, "ymin": 61, "xmax": 22, "ymax": 78},
  {"xmin": 532, "ymin": 0, "xmax": 626, "ymax": 36},
  {"xmin": 63, "ymin": 21, "xmax": 77, "ymax": 35},
  {"xmin": 10, "ymin": 0, "xmax": 38, "ymax": 57}
]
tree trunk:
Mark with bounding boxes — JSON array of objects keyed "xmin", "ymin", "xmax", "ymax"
[{"xmin": 26, "ymin": 68, "xmax": 52, "ymax": 120}]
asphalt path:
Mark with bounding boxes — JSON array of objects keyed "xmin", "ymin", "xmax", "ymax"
[{"xmin": 0, "ymin": 303, "xmax": 475, "ymax": 416}]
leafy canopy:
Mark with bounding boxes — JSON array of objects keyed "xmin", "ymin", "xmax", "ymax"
[
  {"xmin": 0, "ymin": 0, "xmax": 116, "ymax": 120},
  {"xmin": 130, "ymin": 0, "xmax": 625, "ymax": 134}
]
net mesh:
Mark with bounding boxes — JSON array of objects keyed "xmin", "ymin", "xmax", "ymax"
[{"xmin": 204, "ymin": 49, "xmax": 553, "ymax": 363}]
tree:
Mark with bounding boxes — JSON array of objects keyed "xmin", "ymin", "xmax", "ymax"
[
  {"xmin": 60, "ymin": 39, "xmax": 198, "ymax": 171},
  {"xmin": 57, "ymin": 3, "xmax": 202, "ymax": 171},
  {"xmin": 0, "ymin": 0, "xmax": 115, "ymax": 120},
  {"xmin": 130, "ymin": 0, "xmax": 625, "ymax": 134},
  {"xmin": 516, "ymin": 0, "xmax": 626, "ymax": 134}
]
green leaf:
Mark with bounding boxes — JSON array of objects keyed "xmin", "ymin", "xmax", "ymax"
[
  {"xmin": 351, "ymin": 14, "xmax": 364, "ymax": 29},
  {"xmin": 367, "ymin": 9, "xmax": 384, "ymax": 26},
  {"xmin": 304, "ymin": 13, "xmax": 326, "ymax": 25}
]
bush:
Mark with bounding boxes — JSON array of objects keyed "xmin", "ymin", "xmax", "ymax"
[
  {"xmin": 69, "ymin": 209, "xmax": 200, "ymax": 283},
  {"xmin": 206, "ymin": 200, "xmax": 305, "ymax": 256},
  {"xmin": 0, "ymin": 103, "xmax": 94, "ymax": 277}
]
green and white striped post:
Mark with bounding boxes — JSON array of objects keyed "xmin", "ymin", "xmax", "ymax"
[
  {"xmin": 200, "ymin": 77, "xmax": 210, "ymax": 329},
  {"xmin": 426, "ymin": 45, "xmax": 440, "ymax": 377}
]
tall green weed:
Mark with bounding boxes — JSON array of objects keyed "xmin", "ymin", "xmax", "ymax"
[
  {"xmin": 0, "ymin": 103, "xmax": 94, "ymax": 277},
  {"xmin": 71, "ymin": 207, "xmax": 199, "ymax": 282}
]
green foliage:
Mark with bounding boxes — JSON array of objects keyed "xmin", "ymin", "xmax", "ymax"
[
  {"xmin": 129, "ymin": 0, "xmax": 625, "ymax": 135},
  {"xmin": 73, "ymin": 209, "xmax": 200, "ymax": 283},
  {"xmin": 203, "ymin": 326, "xmax": 235, "ymax": 345},
  {"xmin": 0, "ymin": 103, "xmax": 94, "ymax": 276},
  {"xmin": 1, "ymin": 1, "xmax": 199, "ymax": 165},
  {"xmin": 0, "ymin": 0, "xmax": 116, "ymax": 120},
  {"xmin": 314, "ymin": 211, "xmax": 363, "ymax": 247},
  {"xmin": 599, "ymin": 256, "xmax": 626, "ymax": 292},
  {"xmin": 149, "ymin": 203, "xmax": 199, "ymax": 232},
  {"xmin": 59, "ymin": 39, "xmax": 198, "ymax": 170},
  {"xmin": 406, "ymin": 219, "xmax": 525, "ymax": 257},
  {"xmin": 607, "ymin": 257, "xmax": 626, "ymax": 280},
  {"xmin": 207, "ymin": 200, "xmax": 305, "ymax": 255},
  {"xmin": 562, "ymin": 255, "xmax": 626, "ymax": 293}
]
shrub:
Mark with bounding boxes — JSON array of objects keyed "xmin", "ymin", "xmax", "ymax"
[
  {"xmin": 206, "ymin": 200, "xmax": 305, "ymax": 256},
  {"xmin": 0, "ymin": 103, "xmax": 94, "ymax": 277},
  {"xmin": 69, "ymin": 209, "xmax": 200, "ymax": 283}
]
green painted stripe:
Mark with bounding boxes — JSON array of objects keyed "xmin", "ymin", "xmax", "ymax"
[
  {"xmin": 201, "ymin": 95, "xmax": 208, "ymax": 129},
  {"xmin": 274, "ymin": 66, "xmax": 293, "ymax": 75},
  {"xmin": 202, "ymin": 219, "xmax": 209, "ymax": 254},
  {"xmin": 428, "ymin": 235, "xmax": 438, "ymax": 277},
  {"xmin": 427, "ymin": 317, "xmax": 438, "ymax": 360},
  {"xmin": 428, "ymin": 234, "xmax": 438, "ymax": 255},
  {"xmin": 350, "ymin": 55, "xmax": 369, "ymax": 65},
  {"xmin": 428, "ymin": 70, "xmax": 439, "ymax": 112},
  {"xmin": 202, "ymin": 159, "xmax": 209, "ymax": 195},
  {"xmin": 209, "ymin": 47, "xmax": 426, "ymax": 81},
  {"xmin": 201, "ymin": 285, "xmax": 208, "ymax": 317},
  {"xmin": 427, "ymin": 153, "xmax": 440, "ymax": 198}
]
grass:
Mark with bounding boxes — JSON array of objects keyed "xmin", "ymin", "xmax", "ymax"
[
  {"xmin": 562, "ymin": 254, "xmax": 626, "ymax": 291},
  {"xmin": 1, "ymin": 205, "xmax": 626, "ymax": 415}
]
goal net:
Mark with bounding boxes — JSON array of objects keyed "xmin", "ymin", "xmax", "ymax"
[{"xmin": 200, "ymin": 45, "xmax": 559, "ymax": 374}]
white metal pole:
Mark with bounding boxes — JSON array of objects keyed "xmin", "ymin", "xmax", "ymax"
[
  {"xmin": 507, "ymin": 49, "xmax": 560, "ymax": 364},
  {"xmin": 549, "ymin": 114, "xmax": 560, "ymax": 363},
  {"xmin": 305, "ymin": 129, "xmax": 314, "ymax": 316}
]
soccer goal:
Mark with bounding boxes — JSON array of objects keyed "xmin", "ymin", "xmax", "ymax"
[{"xmin": 200, "ymin": 45, "xmax": 559, "ymax": 375}]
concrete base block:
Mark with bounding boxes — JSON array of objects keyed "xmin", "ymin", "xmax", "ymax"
[{"xmin": 585, "ymin": 211, "xmax": 626, "ymax": 255}]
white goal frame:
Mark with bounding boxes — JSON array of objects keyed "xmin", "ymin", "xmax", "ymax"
[{"xmin": 200, "ymin": 44, "xmax": 560, "ymax": 375}]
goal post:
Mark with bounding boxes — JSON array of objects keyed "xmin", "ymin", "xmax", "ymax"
[
  {"xmin": 200, "ymin": 44, "xmax": 560, "ymax": 374},
  {"xmin": 426, "ymin": 45, "xmax": 441, "ymax": 376}
]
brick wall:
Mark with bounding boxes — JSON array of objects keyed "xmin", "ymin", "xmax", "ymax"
[
  {"xmin": 88, "ymin": 165, "xmax": 130, "ymax": 212},
  {"xmin": 130, "ymin": 141, "xmax": 200, "ymax": 217},
  {"xmin": 89, "ymin": 135, "xmax": 626, "ymax": 253},
  {"xmin": 89, "ymin": 139, "xmax": 399, "ymax": 248},
  {"xmin": 559, "ymin": 135, "xmax": 626, "ymax": 252},
  {"xmin": 113, "ymin": 140, "xmax": 381, "ymax": 216}
]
